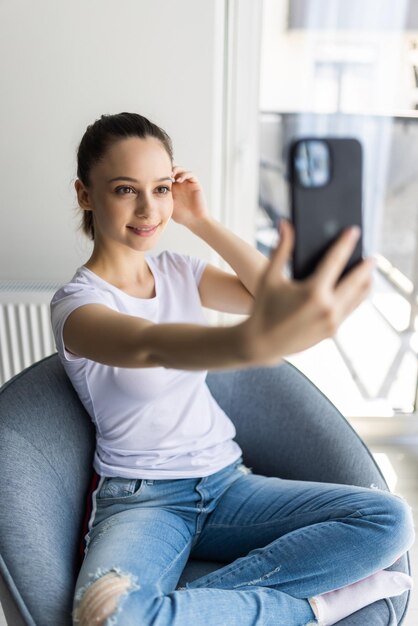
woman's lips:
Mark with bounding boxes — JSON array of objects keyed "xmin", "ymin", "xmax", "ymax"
[{"xmin": 127, "ymin": 225, "xmax": 159, "ymax": 237}]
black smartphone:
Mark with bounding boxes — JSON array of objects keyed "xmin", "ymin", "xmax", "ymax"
[{"xmin": 288, "ymin": 137, "xmax": 363, "ymax": 281}]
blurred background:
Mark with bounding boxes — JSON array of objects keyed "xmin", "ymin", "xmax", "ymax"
[
  {"xmin": 0, "ymin": 0, "xmax": 417, "ymax": 623},
  {"xmin": 258, "ymin": 0, "xmax": 418, "ymax": 420},
  {"xmin": 257, "ymin": 8, "xmax": 418, "ymax": 622}
]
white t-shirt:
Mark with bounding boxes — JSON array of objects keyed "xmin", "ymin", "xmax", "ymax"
[{"xmin": 50, "ymin": 251, "xmax": 242, "ymax": 479}]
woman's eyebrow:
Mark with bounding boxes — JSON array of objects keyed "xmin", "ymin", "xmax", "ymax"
[{"xmin": 107, "ymin": 176, "xmax": 173, "ymax": 183}]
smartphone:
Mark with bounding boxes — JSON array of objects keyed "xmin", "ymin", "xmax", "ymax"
[{"xmin": 288, "ymin": 137, "xmax": 363, "ymax": 281}]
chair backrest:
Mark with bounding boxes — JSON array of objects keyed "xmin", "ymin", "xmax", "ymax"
[
  {"xmin": 0, "ymin": 355, "xmax": 95, "ymax": 626},
  {"xmin": 206, "ymin": 360, "xmax": 388, "ymax": 488},
  {"xmin": 0, "ymin": 354, "xmax": 408, "ymax": 626}
]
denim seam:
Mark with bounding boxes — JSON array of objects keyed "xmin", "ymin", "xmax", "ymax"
[
  {"xmin": 231, "ymin": 563, "xmax": 282, "ymax": 589},
  {"xmin": 190, "ymin": 546, "xmax": 278, "ymax": 588},
  {"xmin": 190, "ymin": 511, "xmax": 367, "ymax": 591},
  {"xmin": 157, "ymin": 537, "xmax": 193, "ymax": 586},
  {"xmin": 205, "ymin": 508, "xmax": 364, "ymax": 530}
]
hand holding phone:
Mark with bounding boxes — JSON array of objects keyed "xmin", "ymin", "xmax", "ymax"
[
  {"xmin": 289, "ymin": 137, "xmax": 363, "ymax": 280},
  {"xmin": 245, "ymin": 219, "xmax": 372, "ymax": 362}
]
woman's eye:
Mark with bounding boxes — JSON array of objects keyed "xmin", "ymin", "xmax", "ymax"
[
  {"xmin": 115, "ymin": 186, "xmax": 135, "ymax": 194},
  {"xmin": 156, "ymin": 186, "xmax": 170, "ymax": 195}
]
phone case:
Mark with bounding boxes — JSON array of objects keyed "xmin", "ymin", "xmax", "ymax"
[{"xmin": 289, "ymin": 137, "xmax": 363, "ymax": 281}]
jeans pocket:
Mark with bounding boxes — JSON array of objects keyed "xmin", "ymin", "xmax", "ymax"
[{"xmin": 97, "ymin": 476, "xmax": 144, "ymax": 501}]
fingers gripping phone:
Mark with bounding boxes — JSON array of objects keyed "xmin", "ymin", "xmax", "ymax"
[{"xmin": 288, "ymin": 137, "xmax": 363, "ymax": 281}]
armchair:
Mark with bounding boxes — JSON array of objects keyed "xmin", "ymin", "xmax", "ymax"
[{"xmin": 0, "ymin": 354, "xmax": 411, "ymax": 625}]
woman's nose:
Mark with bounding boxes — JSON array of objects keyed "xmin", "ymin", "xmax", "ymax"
[{"xmin": 134, "ymin": 192, "xmax": 155, "ymax": 216}]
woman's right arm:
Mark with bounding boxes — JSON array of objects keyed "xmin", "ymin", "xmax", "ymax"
[{"xmin": 63, "ymin": 221, "xmax": 373, "ymax": 371}]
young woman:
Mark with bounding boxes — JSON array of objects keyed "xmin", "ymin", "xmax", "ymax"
[{"xmin": 51, "ymin": 112, "xmax": 414, "ymax": 626}]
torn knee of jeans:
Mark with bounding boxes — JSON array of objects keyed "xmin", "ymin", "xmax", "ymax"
[{"xmin": 73, "ymin": 568, "xmax": 139, "ymax": 626}]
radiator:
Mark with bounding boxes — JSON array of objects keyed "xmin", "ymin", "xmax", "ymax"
[{"xmin": 0, "ymin": 282, "xmax": 60, "ymax": 386}]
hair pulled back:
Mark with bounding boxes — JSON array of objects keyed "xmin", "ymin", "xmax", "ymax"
[{"xmin": 76, "ymin": 112, "xmax": 173, "ymax": 240}]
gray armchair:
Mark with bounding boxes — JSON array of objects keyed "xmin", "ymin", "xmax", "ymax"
[{"xmin": 0, "ymin": 354, "xmax": 411, "ymax": 625}]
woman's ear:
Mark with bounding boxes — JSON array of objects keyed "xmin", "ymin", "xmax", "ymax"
[{"xmin": 75, "ymin": 179, "xmax": 93, "ymax": 211}]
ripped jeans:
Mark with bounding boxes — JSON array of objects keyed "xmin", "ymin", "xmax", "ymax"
[{"xmin": 73, "ymin": 457, "xmax": 414, "ymax": 626}]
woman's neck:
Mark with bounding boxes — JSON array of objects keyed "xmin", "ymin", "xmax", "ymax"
[{"xmin": 84, "ymin": 245, "xmax": 154, "ymax": 294}]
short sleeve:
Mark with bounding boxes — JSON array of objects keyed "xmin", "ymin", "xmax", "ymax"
[
  {"xmin": 50, "ymin": 283, "xmax": 111, "ymax": 362},
  {"xmin": 161, "ymin": 252, "xmax": 207, "ymax": 286},
  {"xmin": 185, "ymin": 254, "xmax": 207, "ymax": 286}
]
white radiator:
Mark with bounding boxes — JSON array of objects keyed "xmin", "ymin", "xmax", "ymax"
[{"xmin": 0, "ymin": 282, "xmax": 60, "ymax": 386}]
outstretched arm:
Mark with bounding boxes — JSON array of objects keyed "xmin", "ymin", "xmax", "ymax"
[{"xmin": 64, "ymin": 221, "xmax": 372, "ymax": 371}]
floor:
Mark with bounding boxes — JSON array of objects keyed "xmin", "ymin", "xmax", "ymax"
[{"xmin": 367, "ymin": 443, "xmax": 418, "ymax": 625}]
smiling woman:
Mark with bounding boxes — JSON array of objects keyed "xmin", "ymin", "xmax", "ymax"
[
  {"xmin": 48, "ymin": 111, "xmax": 413, "ymax": 626},
  {"xmin": 75, "ymin": 136, "xmax": 174, "ymax": 260},
  {"xmin": 75, "ymin": 113, "xmax": 175, "ymax": 243}
]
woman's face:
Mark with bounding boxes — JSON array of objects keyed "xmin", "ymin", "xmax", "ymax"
[{"xmin": 78, "ymin": 136, "xmax": 174, "ymax": 253}]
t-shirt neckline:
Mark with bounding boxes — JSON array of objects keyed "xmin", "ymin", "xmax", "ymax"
[{"xmin": 80, "ymin": 256, "xmax": 158, "ymax": 302}]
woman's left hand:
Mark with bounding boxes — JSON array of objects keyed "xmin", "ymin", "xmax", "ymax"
[{"xmin": 171, "ymin": 166, "xmax": 210, "ymax": 228}]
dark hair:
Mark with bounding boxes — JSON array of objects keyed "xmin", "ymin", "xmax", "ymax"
[{"xmin": 76, "ymin": 112, "xmax": 173, "ymax": 240}]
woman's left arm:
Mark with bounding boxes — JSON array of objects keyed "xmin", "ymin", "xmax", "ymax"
[
  {"xmin": 191, "ymin": 218, "xmax": 268, "ymax": 313},
  {"xmin": 171, "ymin": 167, "xmax": 269, "ymax": 314}
]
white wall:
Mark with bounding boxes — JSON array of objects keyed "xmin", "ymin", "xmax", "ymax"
[{"xmin": 0, "ymin": 0, "xmax": 227, "ymax": 282}]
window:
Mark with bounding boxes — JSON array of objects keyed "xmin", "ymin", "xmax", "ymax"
[{"xmin": 257, "ymin": 0, "xmax": 418, "ymax": 416}]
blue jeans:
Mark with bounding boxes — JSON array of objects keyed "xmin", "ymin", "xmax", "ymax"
[{"xmin": 73, "ymin": 457, "xmax": 414, "ymax": 626}]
